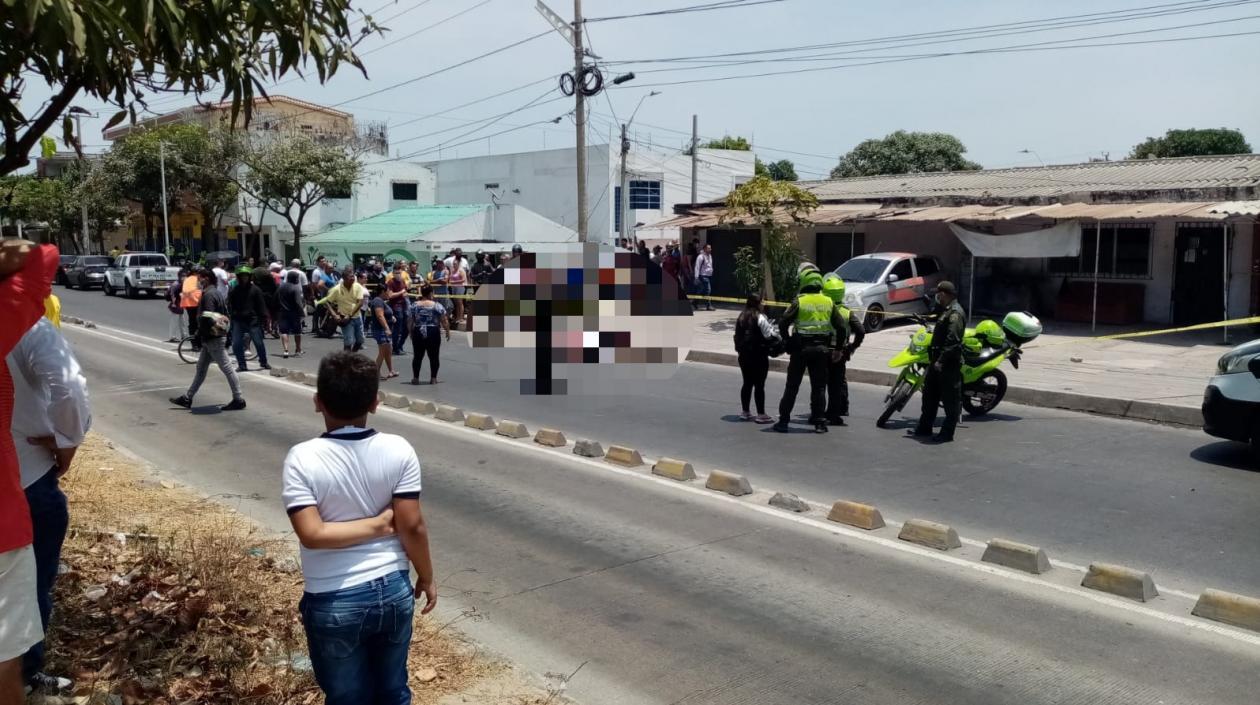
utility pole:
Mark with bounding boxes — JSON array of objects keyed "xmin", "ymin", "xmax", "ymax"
[
  {"xmin": 619, "ymin": 123, "xmax": 629, "ymax": 244},
  {"xmin": 690, "ymin": 114, "xmax": 699, "ymax": 204},
  {"xmin": 572, "ymin": 0, "xmax": 587, "ymax": 242},
  {"xmin": 159, "ymin": 142, "xmax": 172, "ymax": 257},
  {"xmin": 74, "ymin": 113, "xmax": 90, "ymax": 254}
]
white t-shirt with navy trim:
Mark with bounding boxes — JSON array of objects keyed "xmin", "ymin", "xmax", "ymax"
[{"xmin": 281, "ymin": 427, "xmax": 422, "ymax": 593}]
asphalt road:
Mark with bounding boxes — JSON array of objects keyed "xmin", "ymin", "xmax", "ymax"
[
  {"xmin": 59, "ymin": 287, "xmax": 1260, "ymax": 597},
  {"xmin": 64, "ymin": 322, "xmax": 1260, "ymax": 704}
]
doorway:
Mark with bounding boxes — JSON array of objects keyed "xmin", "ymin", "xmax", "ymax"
[
  {"xmin": 705, "ymin": 228, "xmax": 761, "ymax": 299},
  {"xmin": 1173, "ymin": 223, "xmax": 1226, "ymax": 325}
]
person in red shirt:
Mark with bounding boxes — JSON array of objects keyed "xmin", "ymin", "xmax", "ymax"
[{"xmin": 0, "ymin": 239, "xmax": 58, "ymax": 704}]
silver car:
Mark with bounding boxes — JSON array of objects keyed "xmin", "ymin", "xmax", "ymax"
[
  {"xmin": 834, "ymin": 252, "xmax": 946, "ymax": 332},
  {"xmin": 64, "ymin": 255, "xmax": 114, "ymax": 289}
]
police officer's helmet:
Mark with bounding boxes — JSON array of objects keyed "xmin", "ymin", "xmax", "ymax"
[
  {"xmin": 799, "ymin": 269, "xmax": 824, "ymax": 291},
  {"xmin": 821, "ymin": 273, "xmax": 846, "ymax": 304}
]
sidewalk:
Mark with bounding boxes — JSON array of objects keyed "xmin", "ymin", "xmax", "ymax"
[{"xmin": 685, "ymin": 309, "xmax": 1243, "ymax": 426}]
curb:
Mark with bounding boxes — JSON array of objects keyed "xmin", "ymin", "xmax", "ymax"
[
  {"xmin": 496, "ymin": 420, "xmax": 530, "ymax": 438},
  {"xmin": 1082, "ymin": 562, "xmax": 1158, "ymax": 602},
  {"xmin": 826, "ymin": 500, "xmax": 885, "ymax": 530},
  {"xmin": 652, "ymin": 458, "xmax": 696, "ymax": 481},
  {"xmin": 686, "ymin": 349, "xmax": 1200, "ymax": 427},
  {"xmin": 605, "ymin": 445, "xmax": 644, "ymax": 467},
  {"xmin": 435, "ymin": 405, "xmax": 465, "ymax": 423},
  {"xmin": 465, "ymin": 412, "xmax": 497, "ymax": 430},
  {"xmin": 705, "ymin": 470, "xmax": 752, "ymax": 496},
  {"xmin": 898, "ymin": 519, "xmax": 962, "ymax": 552},
  {"xmin": 1192, "ymin": 589, "xmax": 1260, "ymax": 633},
  {"xmin": 981, "ymin": 538, "xmax": 1051, "ymax": 574}
]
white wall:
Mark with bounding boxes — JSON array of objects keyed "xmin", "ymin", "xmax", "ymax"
[
  {"xmin": 621, "ymin": 147, "xmax": 754, "ymax": 243},
  {"xmin": 426, "ymin": 145, "xmax": 612, "ymax": 241}
]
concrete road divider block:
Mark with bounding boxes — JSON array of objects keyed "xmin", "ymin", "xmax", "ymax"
[
  {"xmin": 826, "ymin": 500, "xmax": 885, "ymax": 530},
  {"xmin": 898, "ymin": 519, "xmax": 962, "ymax": 551},
  {"xmin": 435, "ymin": 405, "xmax": 465, "ymax": 423},
  {"xmin": 378, "ymin": 390, "xmax": 388, "ymax": 402},
  {"xmin": 604, "ymin": 445, "xmax": 644, "ymax": 467},
  {"xmin": 1081, "ymin": 563, "xmax": 1158, "ymax": 602},
  {"xmin": 496, "ymin": 420, "xmax": 529, "ymax": 438},
  {"xmin": 769, "ymin": 492, "xmax": 810, "ymax": 513},
  {"xmin": 287, "ymin": 370, "xmax": 305, "ymax": 383},
  {"xmin": 464, "ymin": 412, "xmax": 496, "ymax": 430},
  {"xmin": 705, "ymin": 470, "xmax": 752, "ymax": 496},
  {"xmin": 302, "ymin": 374, "xmax": 317, "ymax": 387},
  {"xmin": 652, "ymin": 458, "xmax": 696, "ymax": 481},
  {"xmin": 981, "ymin": 538, "xmax": 1051, "ymax": 574},
  {"xmin": 573, "ymin": 439, "xmax": 604, "ymax": 457},
  {"xmin": 1192, "ymin": 589, "xmax": 1260, "ymax": 633},
  {"xmin": 269, "ymin": 366, "xmax": 288, "ymax": 378},
  {"xmin": 534, "ymin": 428, "xmax": 567, "ymax": 447},
  {"xmin": 384, "ymin": 394, "xmax": 410, "ymax": 409},
  {"xmin": 409, "ymin": 400, "xmax": 436, "ymax": 415},
  {"xmin": 83, "ymin": 321, "xmax": 97, "ymax": 329}
]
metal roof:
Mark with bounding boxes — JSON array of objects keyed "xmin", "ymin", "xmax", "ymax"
[
  {"xmin": 1208, "ymin": 200, "xmax": 1260, "ymax": 215},
  {"xmin": 304, "ymin": 205, "xmax": 487, "ymax": 243},
  {"xmin": 797, "ymin": 154, "xmax": 1260, "ymax": 201}
]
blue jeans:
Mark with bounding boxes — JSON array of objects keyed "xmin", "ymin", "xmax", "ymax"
[
  {"xmin": 391, "ymin": 307, "xmax": 409, "ymax": 354},
  {"xmin": 694, "ymin": 275, "xmax": 713, "ymax": 309},
  {"xmin": 300, "ymin": 570, "xmax": 415, "ymax": 705},
  {"xmin": 23, "ymin": 469, "xmax": 68, "ymax": 682},
  {"xmin": 231, "ymin": 321, "xmax": 268, "ymax": 367},
  {"xmin": 341, "ymin": 316, "xmax": 365, "ymax": 351}
]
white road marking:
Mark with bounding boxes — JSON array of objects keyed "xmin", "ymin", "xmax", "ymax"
[{"xmin": 65, "ymin": 323, "xmax": 1251, "ymax": 646}]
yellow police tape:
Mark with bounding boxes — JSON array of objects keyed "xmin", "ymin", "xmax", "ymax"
[{"xmin": 392, "ymin": 289, "xmax": 1258, "ymax": 342}]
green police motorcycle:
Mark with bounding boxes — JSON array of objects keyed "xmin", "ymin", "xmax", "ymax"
[{"xmin": 875, "ymin": 311, "xmax": 1042, "ymax": 428}]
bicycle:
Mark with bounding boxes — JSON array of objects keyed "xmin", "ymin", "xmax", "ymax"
[{"xmin": 177, "ymin": 335, "xmax": 258, "ymax": 364}]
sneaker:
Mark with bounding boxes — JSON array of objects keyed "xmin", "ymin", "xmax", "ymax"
[
  {"xmin": 825, "ymin": 416, "xmax": 846, "ymax": 427},
  {"xmin": 754, "ymin": 414, "xmax": 774, "ymax": 424},
  {"xmin": 260, "ymin": 363, "xmax": 272, "ymax": 370},
  {"xmin": 221, "ymin": 398, "xmax": 247, "ymax": 411},
  {"xmin": 169, "ymin": 395, "xmax": 192, "ymax": 409},
  {"xmin": 166, "ymin": 338, "xmax": 178, "ymax": 343},
  {"xmin": 26, "ymin": 671, "xmax": 72, "ymax": 694},
  {"xmin": 236, "ymin": 366, "xmax": 250, "ymax": 373},
  {"xmin": 282, "ymin": 352, "xmax": 290, "ymax": 359},
  {"xmin": 292, "ymin": 351, "xmax": 303, "ymax": 358},
  {"xmin": 772, "ymin": 421, "xmax": 790, "ymax": 433},
  {"xmin": 814, "ymin": 422, "xmax": 828, "ymax": 434},
  {"xmin": 740, "ymin": 411, "xmax": 753, "ymax": 421}
]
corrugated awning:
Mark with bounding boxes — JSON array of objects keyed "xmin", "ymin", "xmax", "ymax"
[{"xmin": 1208, "ymin": 200, "xmax": 1260, "ymax": 216}]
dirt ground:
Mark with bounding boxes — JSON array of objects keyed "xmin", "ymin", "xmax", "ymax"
[{"xmin": 33, "ymin": 433, "xmax": 571, "ymax": 705}]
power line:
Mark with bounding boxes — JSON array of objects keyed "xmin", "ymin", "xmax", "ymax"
[
  {"xmin": 390, "ymin": 89, "xmax": 564, "ymax": 149},
  {"xmin": 372, "ymin": 0, "xmax": 441, "ymax": 27},
  {"xmin": 359, "ymin": 0, "xmax": 494, "ymax": 57},
  {"xmin": 614, "ymin": 22, "xmax": 1260, "ymax": 88},
  {"xmin": 586, "ymin": 0, "xmax": 786, "ymax": 23}
]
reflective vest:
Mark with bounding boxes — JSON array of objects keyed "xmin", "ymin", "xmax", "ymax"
[
  {"xmin": 795, "ymin": 292, "xmax": 834, "ymax": 337},
  {"xmin": 834, "ymin": 304, "xmax": 852, "ymax": 344}
]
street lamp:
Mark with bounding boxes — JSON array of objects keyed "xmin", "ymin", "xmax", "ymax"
[
  {"xmin": 1018, "ymin": 148, "xmax": 1045, "ymax": 167},
  {"xmin": 68, "ymin": 106, "xmax": 97, "ymax": 254},
  {"xmin": 618, "ymin": 90, "xmax": 662, "ymax": 246}
]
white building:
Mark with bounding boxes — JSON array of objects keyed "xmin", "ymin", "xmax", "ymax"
[{"xmin": 424, "ymin": 144, "xmax": 754, "ymax": 245}]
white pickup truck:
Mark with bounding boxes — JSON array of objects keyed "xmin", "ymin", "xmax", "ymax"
[{"xmin": 102, "ymin": 252, "xmax": 179, "ymax": 298}]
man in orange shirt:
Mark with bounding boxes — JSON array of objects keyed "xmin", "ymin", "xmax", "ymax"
[{"xmin": 179, "ymin": 269, "xmax": 203, "ymax": 350}]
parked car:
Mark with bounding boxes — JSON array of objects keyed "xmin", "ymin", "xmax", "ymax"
[
  {"xmin": 1202, "ymin": 338, "xmax": 1260, "ymax": 458},
  {"xmin": 102, "ymin": 252, "xmax": 178, "ymax": 298},
  {"xmin": 833, "ymin": 253, "xmax": 946, "ymax": 331},
  {"xmin": 64, "ymin": 255, "xmax": 115, "ymax": 289},
  {"xmin": 56, "ymin": 255, "xmax": 76, "ymax": 285}
]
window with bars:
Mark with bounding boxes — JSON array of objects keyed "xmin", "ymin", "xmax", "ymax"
[
  {"xmin": 628, "ymin": 180, "xmax": 661, "ymax": 210},
  {"xmin": 1048, "ymin": 223, "xmax": 1152, "ymax": 278}
]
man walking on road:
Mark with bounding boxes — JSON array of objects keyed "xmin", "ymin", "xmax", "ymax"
[
  {"xmin": 913, "ymin": 281, "xmax": 967, "ymax": 443},
  {"xmin": 227, "ymin": 266, "xmax": 270, "ymax": 372},
  {"xmin": 775, "ymin": 265, "xmax": 847, "ymax": 434},
  {"xmin": 170, "ymin": 269, "xmax": 245, "ymax": 411},
  {"xmin": 693, "ymin": 244, "xmax": 715, "ymax": 311},
  {"xmin": 317, "ymin": 265, "xmax": 367, "ymax": 352},
  {"xmin": 9, "ymin": 318, "xmax": 90, "ymax": 695},
  {"xmin": 277, "ymin": 271, "xmax": 305, "ymax": 359}
]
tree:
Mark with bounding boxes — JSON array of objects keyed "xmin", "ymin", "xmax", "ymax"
[
  {"xmin": 704, "ymin": 135, "xmax": 752, "ymax": 151},
  {"xmin": 831, "ymin": 130, "xmax": 981, "ymax": 178},
  {"xmin": 237, "ymin": 132, "xmax": 363, "ymax": 256},
  {"xmin": 1129, "ymin": 128, "xmax": 1251, "ymax": 159},
  {"xmin": 722, "ymin": 175, "xmax": 819, "ymax": 301},
  {"xmin": 104, "ymin": 124, "xmax": 202, "ymax": 247},
  {"xmin": 0, "ymin": 1, "xmax": 380, "ymax": 176},
  {"xmin": 61, "ymin": 159, "xmax": 128, "ymax": 254},
  {"xmin": 764, "ymin": 159, "xmax": 797, "ymax": 182},
  {"xmin": 176, "ymin": 128, "xmax": 241, "ymax": 255}
]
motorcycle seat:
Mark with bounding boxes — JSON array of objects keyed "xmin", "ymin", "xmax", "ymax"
[{"xmin": 964, "ymin": 347, "xmax": 1006, "ymax": 367}]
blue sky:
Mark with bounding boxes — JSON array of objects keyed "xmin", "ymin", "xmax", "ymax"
[{"xmin": 36, "ymin": 0, "xmax": 1260, "ymax": 178}]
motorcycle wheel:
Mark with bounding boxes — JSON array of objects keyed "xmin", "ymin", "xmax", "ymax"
[
  {"xmin": 877, "ymin": 375, "xmax": 916, "ymax": 428},
  {"xmin": 963, "ymin": 369, "xmax": 1007, "ymax": 416}
]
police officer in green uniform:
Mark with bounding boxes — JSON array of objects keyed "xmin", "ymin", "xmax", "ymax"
[
  {"xmin": 775, "ymin": 265, "xmax": 848, "ymax": 434},
  {"xmin": 913, "ymin": 280, "xmax": 967, "ymax": 442},
  {"xmin": 821, "ymin": 273, "xmax": 864, "ymax": 426}
]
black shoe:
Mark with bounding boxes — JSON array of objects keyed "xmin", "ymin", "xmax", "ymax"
[
  {"xmin": 772, "ymin": 421, "xmax": 790, "ymax": 433},
  {"xmin": 236, "ymin": 366, "xmax": 250, "ymax": 372},
  {"xmin": 221, "ymin": 398, "xmax": 247, "ymax": 411},
  {"xmin": 931, "ymin": 433, "xmax": 954, "ymax": 443},
  {"xmin": 910, "ymin": 426, "xmax": 932, "ymax": 437},
  {"xmin": 825, "ymin": 416, "xmax": 846, "ymax": 426},
  {"xmin": 259, "ymin": 363, "xmax": 271, "ymax": 370},
  {"xmin": 170, "ymin": 395, "xmax": 192, "ymax": 409},
  {"xmin": 814, "ymin": 422, "xmax": 828, "ymax": 433}
]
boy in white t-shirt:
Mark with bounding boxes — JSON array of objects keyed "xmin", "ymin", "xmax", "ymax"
[{"xmin": 282, "ymin": 351, "xmax": 436, "ymax": 705}]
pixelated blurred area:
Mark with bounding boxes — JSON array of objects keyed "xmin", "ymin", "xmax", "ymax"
[{"xmin": 472, "ymin": 243, "xmax": 694, "ymax": 395}]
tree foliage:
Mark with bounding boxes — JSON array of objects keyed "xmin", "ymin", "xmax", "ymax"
[
  {"xmin": 831, "ymin": 130, "xmax": 981, "ymax": 178},
  {"xmin": 236, "ymin": 133, "xmax": 363, "ymax": 254},
  {"xmin": 1128, "ymin": 128, "xmax": 1251, "ymax": 159},
  {"xmin": 0, "ymin": 162, "xmax": 125, "ymax": 252},
  {"xmin": 0, "ymin": 0, "xmax": 381, "ymax": 175},
  {"xmin": 104, "ymin": 124, "xmax": 202, "ymax": 241},
  {"xmin": 763, "ymin": 159, "xmax": 797, "ymax": 182},
  {"xmin": 704, "ymin": 135, "xmax": 752, "ymax": 151},
  {"xmin": 722, "ymin": 175, "xmax": 818, "ymax": 300}
]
